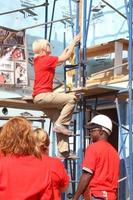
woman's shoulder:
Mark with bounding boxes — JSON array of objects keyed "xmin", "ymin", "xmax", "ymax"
[
  {"xmin": 48, "ymin": 156, "xmax": 65, "ymax": 167},
  {"xmin": 49, "ymin": 156, "xmax": 62, "ymax": 162}
]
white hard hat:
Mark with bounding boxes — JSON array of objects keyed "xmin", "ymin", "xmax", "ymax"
[{"xmin": 87, "ymin": 114, "xmax": 112, "ymax": 135}]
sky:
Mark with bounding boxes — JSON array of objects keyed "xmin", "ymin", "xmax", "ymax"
[
  {"xmin": 0, "ymin": 0, "xmax": 129, "ymax": 45},
  {"xmin": 0, "ymin": 0, "xmax": 76, "ymax": 43}
]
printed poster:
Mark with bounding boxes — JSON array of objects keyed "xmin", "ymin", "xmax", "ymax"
[{"xmin": 0, "ymin": 27, "xmax": 27, "ymax": 86}]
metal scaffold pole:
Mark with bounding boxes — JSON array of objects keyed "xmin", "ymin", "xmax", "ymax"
[
  {"xmin": 44, "ymin": 0, "xmax": 48, "ymax": 39},
  {"xmin": 127, "ymin": 0, "xmax": 133, "ymax": 199},
  {"xmin": 73, "ymin": 1, "xmax": 93, "ymax": 199},
  {"xmin": 125, "ymin": 0, "xmax": 133, "ymax": 198},
  {"xmin": 75, "ymin": 0, "xmax": 80, "ymax": 87},
  {"xmin": 82, "ymin": 0, "xmax": 87, "ymax": 87},
  {"xmin": 75, "ymin": 1, "xmax": 83, "ymax": 195}
]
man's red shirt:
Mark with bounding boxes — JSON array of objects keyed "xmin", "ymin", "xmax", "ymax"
[{"xmin": 82, "ymin": 140, "xmax": 120, "ymax": 199}]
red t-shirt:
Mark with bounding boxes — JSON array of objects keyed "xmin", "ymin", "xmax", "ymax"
[
  {"xmin": 0, "ymin": 154, "xmax": 52, "ymax": 200},
  {"xmin": 82, "ymin": 140, "xmax": 120, "ymax": 200},
  {"xmin": 48, "ymin": 157, "xmax": 69, "ymax": 200},
  {"xmin": 32, "ymin": 55, "xmax": 58, "ymax": 96}
]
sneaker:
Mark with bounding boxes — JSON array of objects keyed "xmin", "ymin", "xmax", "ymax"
[
  {"xmin": 58, "ymin": 151, "xmax": 78, "ymax": 160},
  {"xmin": 56, "ymin": 151, "xmax": 69, "ymax": 161},
  {"xmin": 53, "ymin": 123, "xmax": 72, "ymax": 135},
  {"xmin": 67, "ymin": 152, "xmax": 78, "ymax": 160}
]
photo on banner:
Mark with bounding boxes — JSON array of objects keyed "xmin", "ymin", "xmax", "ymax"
[
  {"xmin": 15, "ymin": 61, "xmax": 27, "ymax": 85},
  {"xmin": 0, "ymin": 27, "xmax": 28, "ymax": 87}
]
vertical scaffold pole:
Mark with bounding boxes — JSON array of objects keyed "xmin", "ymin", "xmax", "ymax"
[
  {"xmin": 125, "ymin": 0, "xmax": 133, "ymax": 198},
  {"xmin": 85, "ymin": 0, "xmax": 93, "ymax": 45},
  {"xmin": 44, "ymin": 0, "xmax": 48, "ymax": 39},
  {"xmin": 128, "ymin": 0, "xmax": 133, "ymax": 199},
  {"xmin": 69, "ymin": 0, "xmax": 74, "ymax": 38},
  {"xmin": 75, "ymin": 0, "xmax": 80, "ymax": 87},
  {"xmin": 115, "ymin": 98, "xmax": 129, "ymax": 194},
  {"xmin": 49, "ymin": 0, "xmax": 57, "ymax": 42},
  {"xmin": 82, "ymin": 0, "xmax": 87, "ymax": 87}
]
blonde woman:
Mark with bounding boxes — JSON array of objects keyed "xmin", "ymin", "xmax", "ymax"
[
  {"xmin": 34, "ymin": 128, "xmax": 70, "ymax": 200},
  {"xmin": 32, "ymin": 34, "xmax": 81, "ymax": 159},
  {"xmin": 0, "ymin": 117, "xmax": 52, "ymax": 200}
]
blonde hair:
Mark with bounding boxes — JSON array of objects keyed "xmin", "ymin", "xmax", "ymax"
[
  {"xmin": 0, "ymin": 117, "xmax": 41, "ymax": 158},
  {"xmin": 32, "ymin": 39, "xmax": 50, "ymax": 55},
  {"xmin": 34, "ymin": 128, "xmax": 50, "ymax": 153}
]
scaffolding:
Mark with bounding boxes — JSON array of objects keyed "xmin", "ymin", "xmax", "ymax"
[
  {"xmin": 0, "ymin": 0, "xmax": 133, "ymax": 199},
  {"xmin": 63, "ymin": 0, "xmax": 133, "ymax": 199},
  {"xmin": 73, "ymin": 1, "xmax": 133, "ymax": 200}
]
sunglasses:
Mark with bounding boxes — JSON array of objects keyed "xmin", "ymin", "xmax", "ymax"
[{"xmin": 87, "ymin": 128, "xmax": 102, "ymax": 133}]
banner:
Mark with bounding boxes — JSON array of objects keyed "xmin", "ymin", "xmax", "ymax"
[{"xmin": 0, "ymin": 27, "xmax": 28, "ymax": 87}]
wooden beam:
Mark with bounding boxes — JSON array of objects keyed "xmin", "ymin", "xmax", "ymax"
[
  {"xmin": 82, "ymin": 38, "xmax": 128, "ymax": 58},
  {"xmin": 70, "ymin": 84, "xmax": 119, "ymax": 97},
  {"xmin": 0, "ymin": 115, "xmax": 47, "ymax": 121},
  {"xmin": 0, "ymin": 98, "xmax": 45, "ymax": 111},
  {"xmin": 0, "ymin": 84, "xmax": 127, "ymax": 111},
  {"xmin": 79, "ymin": 0, "xmax": 82, "ymax": 32},
  {"xmin": 114, "ymin": 41, "xmax": 123, "ymax": 75}
]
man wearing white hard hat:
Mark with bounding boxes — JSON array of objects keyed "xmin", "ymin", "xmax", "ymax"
[{"xmin": 73, "ymin": 114, "xmax": 120, "ymax": 200}]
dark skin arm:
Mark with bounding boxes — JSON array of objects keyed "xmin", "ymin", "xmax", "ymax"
[{"xmin": 73, "ymin": 171, "xmax": 92, "ymax": 200}]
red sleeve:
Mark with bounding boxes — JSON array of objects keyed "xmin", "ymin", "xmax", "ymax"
[
  {"xmin": 40, "ymin": 156, "xmax": 53, "ymax": 200},
  {"xmin": 82, "ymin": 144, "xmax": 97, "ymax": 174},
  {"xmin": 40, "ymin": 180, "xmax": 53, "ymax": 200},
  {"xmin": 47, "ymin": 56, "xmax": 58, "ymax": 69},
  {"xmin": 56, "ymin": 159, "xmax": 69, "ymax": 189}
]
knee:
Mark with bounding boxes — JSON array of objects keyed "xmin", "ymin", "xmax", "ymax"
[{"xmin": 68, "ymin": 94, "xmax": 77, "ymax": 104}]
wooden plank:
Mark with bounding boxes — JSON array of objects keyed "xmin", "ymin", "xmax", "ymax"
[
  {"xmin": 74, "ymin": 85, "xmax": 128, "ymax": 101},
  {"xmin": 79, "ymin": 0, "xmax": 82, "ymax": 32},
  {"xmin": 86, "ymin": 62, "xmax": 128, "ymax": 86},
  {"xmin": 0, "ymin": 115, "xmax": 47, "ymax": 121},
  {"xmin": 72, "ymin": 85, "xmax": 119, "ymax": 97},
  {"xmin": 0, "ymin": 85, "xmax": 127, "ymax": 111},
  {"xmin": 0, "ymin": 98, "xmax": 45, "ymax": 111},
  {"xmin": 87, "ymin": 74, "xmax": 129, "ymax": 86},
  {"xmin": 82, "ymin": 38, "xmax": 128, "ymax": 58},
  {"xmin": 100, "ymin": 90, "xmax": 129, "ymax": 101},
  {"xmin": 114, "ymin": 41, "xmax": 123, "ymax": 75}
]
